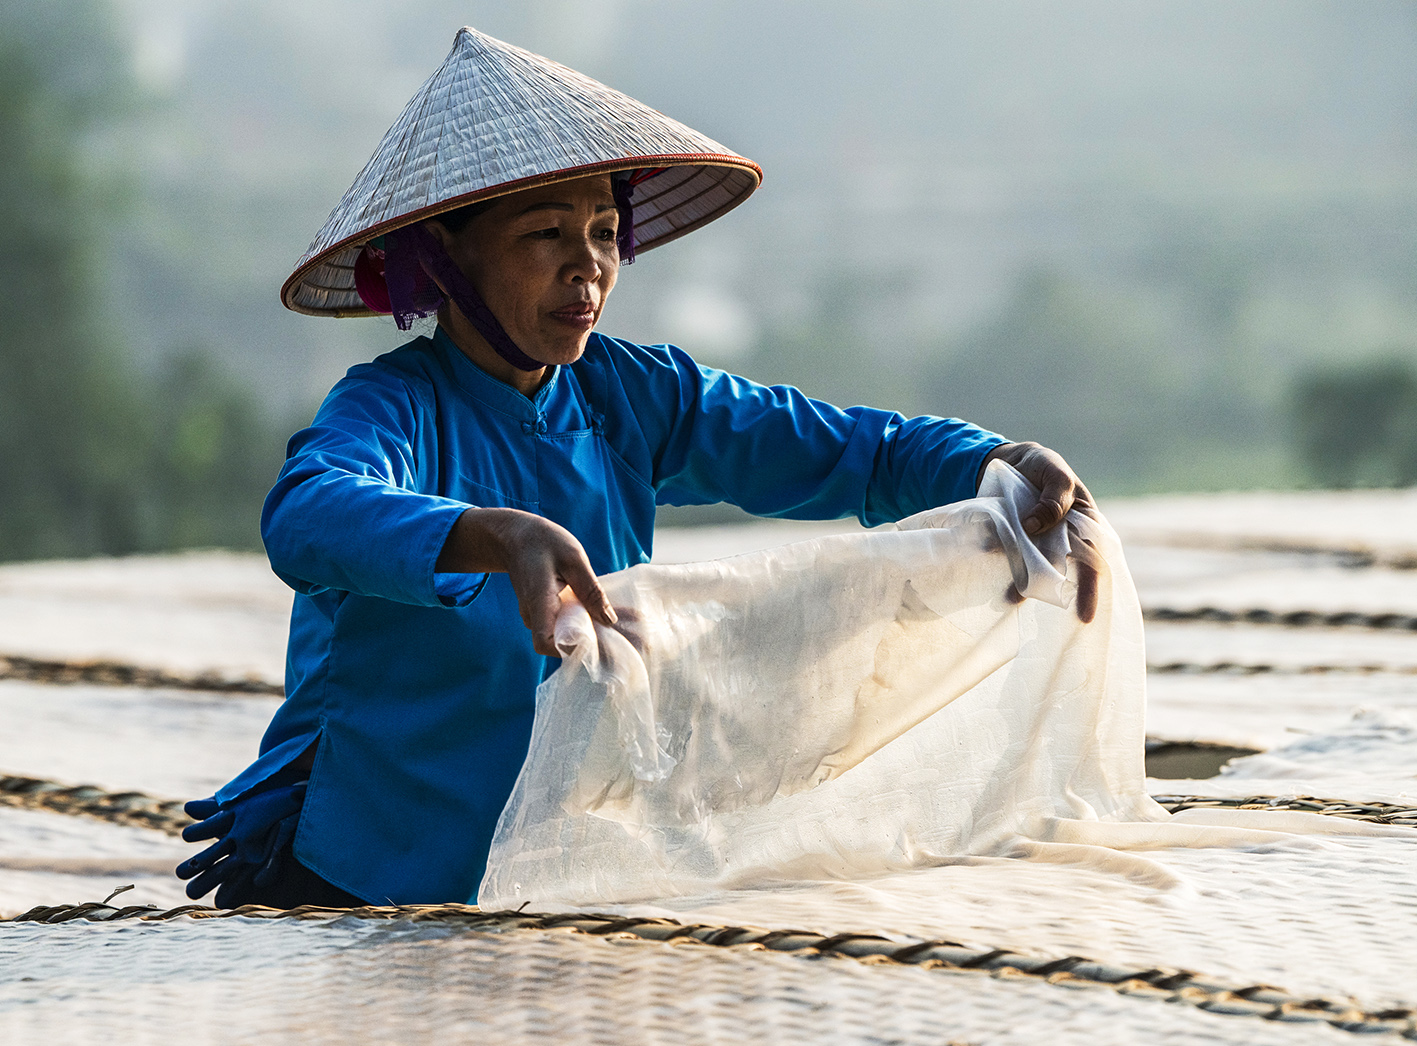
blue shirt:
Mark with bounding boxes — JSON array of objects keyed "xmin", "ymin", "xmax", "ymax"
[{"xmin": 218, "ymin": 327, "xmax": 1004, "ymax": 904}]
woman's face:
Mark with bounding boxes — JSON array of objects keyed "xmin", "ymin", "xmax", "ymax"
[{"xmin": 427, "ymin": 174, "xmax": 620, "ymax": 372}]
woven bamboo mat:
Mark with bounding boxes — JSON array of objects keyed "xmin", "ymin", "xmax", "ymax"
[
  {"xmin": 2, "ymin": 907, "xmax": 1408, "ymax": 1045},
  {"xmin": 4, "ymin": 511, "xmax": 1417, "ymax": 1044}
]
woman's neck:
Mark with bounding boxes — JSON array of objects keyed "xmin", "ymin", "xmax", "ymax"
[{"xmin": 437, "ymin": 307, "xmax": 548, "ymax": 398}]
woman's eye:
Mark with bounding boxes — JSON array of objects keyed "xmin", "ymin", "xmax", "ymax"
[
  {"xmin": 529, "ymin": 227, "xmax": 560, "ymax": 239},
  {"xmin": 595, "ymin": 227, "xmax": 617, "ymax": 241}
]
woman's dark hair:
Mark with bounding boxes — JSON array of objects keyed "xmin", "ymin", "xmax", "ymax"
[{"xmin": 431, "ymin": 197, "xmax": 498, "ymax": 234}]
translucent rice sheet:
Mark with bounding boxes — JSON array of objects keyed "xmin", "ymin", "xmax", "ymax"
[{"xmin": 481, "ymin": 463, "xmax": 1402, "ymax": 909}]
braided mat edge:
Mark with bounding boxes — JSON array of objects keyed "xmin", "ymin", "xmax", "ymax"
[
  {"xmin": 3, "ymin": 901, "xmax": 1414, "ymax": 1039},
  {"xmin": 4, "ymin": 598, "xmax": 1415, "ymax": 702},
  {"xmin": 0, "ymin": 654, "xmax": 281, "ymax": 696},
  {"xmin": 4, "ymin": 772, "xmax": 1414, "ymax": 838}
]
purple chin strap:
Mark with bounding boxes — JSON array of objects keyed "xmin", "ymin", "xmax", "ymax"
[
  {"xmin": 382, "ymin": 223, "xmax": 544, "ymax": 372},
  {"xmin": 361, "ymin": 169, "xmax": 667, "ymax": 373}
]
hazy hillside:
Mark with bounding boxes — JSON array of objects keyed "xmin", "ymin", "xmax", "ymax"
[{"xmin": 33, "ymin": 1, "xmax": 1417, "ymax": 514}]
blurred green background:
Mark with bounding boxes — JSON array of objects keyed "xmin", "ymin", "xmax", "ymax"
[{"xmin": 2, "ymin": 0, "xmax": 1415, "ymax": 558}]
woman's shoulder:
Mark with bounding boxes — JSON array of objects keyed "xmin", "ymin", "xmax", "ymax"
[
  {"xmin": 329, "ymin": 336, "xmax": 441, "ymax": 397},
  {"xmin": 580, "ymin": 331, "xmax": 705, "ymax": 388},
  {"xmin": 308, "ymin": 337, "xmax": 444, "ymax": 427},
  {"xmin": 352, "ymin": 335, "xmax": 441, "ymax": 381}
]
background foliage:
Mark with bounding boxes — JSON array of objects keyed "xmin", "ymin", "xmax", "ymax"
[
  {"xmin": 2, "ymin": 1, "xmax": 1415, "ymax": 556},
  {"xmin": 0, "ymin": 0, "xmax": 286, "ymax": 559}
]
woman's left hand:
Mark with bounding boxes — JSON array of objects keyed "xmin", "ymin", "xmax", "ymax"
[
  {"xmin": 979, "ymin": 441, "xmax": 1095, "ymax": 531},
  {"xmin": 978, "ymin": 441, "xmax": 1102, "ymax": 623}
]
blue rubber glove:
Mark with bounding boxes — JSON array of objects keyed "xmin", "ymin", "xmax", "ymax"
[{"xmin": 175, "ymin": 779, "xmax": 308, "ymax": 907}]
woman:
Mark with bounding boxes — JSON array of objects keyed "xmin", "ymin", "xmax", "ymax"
[{"xmin": 176, "ymin": 27, "xmax": 1092, "ymax": 909}]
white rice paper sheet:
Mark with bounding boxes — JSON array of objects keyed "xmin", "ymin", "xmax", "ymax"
[{"xmin": 480, "ymin": 462, "xmax": 1404, "ymax": 909}]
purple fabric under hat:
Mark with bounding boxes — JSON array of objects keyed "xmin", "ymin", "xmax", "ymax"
[
  {"xmin": 352, "ymin": 167, "xmax": 669, "ymax": 371},
  {"xmin": 383, "ymin": 225, "xmax": 542, "ymax": 371}
]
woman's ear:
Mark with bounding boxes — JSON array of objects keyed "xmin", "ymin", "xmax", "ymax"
[{"xmin": 423, "ymin": 219, "xmax": 456, "ymax": 253}]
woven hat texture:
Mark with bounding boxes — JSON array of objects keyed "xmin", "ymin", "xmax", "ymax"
[{"xmin": 283, "ymin": 27, "xmax": 762, "ymax": 317}]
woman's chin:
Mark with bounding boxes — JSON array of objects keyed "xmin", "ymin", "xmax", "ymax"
[{"xmin": 528, "ymin": 333, "xmax": 592, "ymax": 368}]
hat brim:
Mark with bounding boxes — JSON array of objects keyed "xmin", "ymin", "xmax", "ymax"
[{"xmin": 282, "ymin": 155, "xmax": 761, "ymax": 318}]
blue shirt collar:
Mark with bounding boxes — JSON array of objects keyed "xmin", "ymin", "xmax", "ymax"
[{"xmin": 432, "ymin": 325, "xmax": 561, "ymax": 419}]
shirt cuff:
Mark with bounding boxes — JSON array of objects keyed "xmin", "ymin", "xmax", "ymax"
[{"xmin": 435, "ymin": 571, "xmax": 491, "ymax": 608}]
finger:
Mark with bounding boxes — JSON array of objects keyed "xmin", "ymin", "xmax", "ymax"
[
  {"xmin": 978, "ymin": 517, "xmax": 1005, "ymax": 555},
  {"xmin": 559, "ymin": 554, "xmax": 618, "ymax": 627},
  {"xmin": 253, "ymin": 817, "xmax": 299, "ymax": 890},
  {"xmin": 176, "ymin": 836, "xmax": 235, "ymax": 879},
  {"xmin": 609, "ymin": 606, "xmax": 651, "ymax": 652},
  {"xmin": 1069, "ymin": 480, "xmax": 1100, "ymax": 521},
  {"xmin": 184, "ymin": 856, "xmax": 236, "ymax": 900},
  {"xmin": 181, "ymin": 807, "xmax": 234, "ymax": 843},
  {"xmin": 1025, "ymin": 471, "xmax": 1075, "ymax": 535},
  {"xmin": 512, "ymin": 544, "xmax": 601, "ymax": 655},
  {"xmin": 522, "ymin": 584, "xmax": 564, "ymax": 656},
  {"xmin": 1067, "ymin": 534, "xmax": 1106, "ymax": 624},
  {"xmin": 510, "ymin": 553, "xmax": 569, "ymax": 655},
  {"xmin": 184, "ymin": 797, "xmax": 222, "ymax": 822},
  {"xmin": 213, "ymin": 861, "xmax": 260, "ymax": 910},
  {"xmin": 1074, "ymin": 558, "xmax": 1100, "ymax": 624}
]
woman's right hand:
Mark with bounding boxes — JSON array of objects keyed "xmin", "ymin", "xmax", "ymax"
[{"xmin": 436, "ymin": 507, "xmax": 617, "ymax": 656}]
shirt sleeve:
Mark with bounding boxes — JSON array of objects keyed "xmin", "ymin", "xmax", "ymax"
[
  {"xmin": 261, "ymin": 363, "xmax": 487, "ymax": 607},
  {"xmin": 605, "ymin": 339, "xmax": 1007, "ymax": 528}
]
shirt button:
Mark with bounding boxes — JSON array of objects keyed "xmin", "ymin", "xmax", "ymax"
[{"xmin": 535, "ymin": 417, "xmax": 548, "ymax": 434}]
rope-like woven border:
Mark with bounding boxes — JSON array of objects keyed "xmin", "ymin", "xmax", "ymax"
[
  {"xmin": 3, "ymin": 772, "xmax": 1415, "ymax": 838},
  {"xmin": 0, "ymin": 774, "xmax": 190, "ymax": 834},
  {"xmin": 5, "ymin": 902, "xmax": 1414, "ymax": 1038},
  {"xmin": 0, "ymin": 654, "xmax": 280, "ymax": 696},
  {"xmin": 3, "ymin": 600, "xmax": 1412, "ymax": 702},
  {"xmin": 1123, "ymin": 534, "xmax": 1417, "ymax": 570},
  {"xmin": 1145, "ymin": 606, "xmax": 1417, "ymax": 631},
  {"xmin": 1152, "ymin": 794, "xmax": 1417, "ymax": 826},
  {"xmin": 1150, "ymin": 660, "xmax": 1417, "ymax": 676},
  {"xmin": 5, "ymin": 649, "xmax": 1413, "ymax": 694}
]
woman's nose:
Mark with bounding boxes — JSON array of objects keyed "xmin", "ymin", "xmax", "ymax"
[{"xmin": 564, "ymin": 237, "xmax": 604, "ymax": 284}]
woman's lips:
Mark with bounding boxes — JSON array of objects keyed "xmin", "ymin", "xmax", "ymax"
[{"xmin": 550, "ymin": 302, "xmax": 595, "ymax": 330}]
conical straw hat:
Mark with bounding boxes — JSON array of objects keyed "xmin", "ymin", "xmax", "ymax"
[{"xmin": 282, "ymin": 27, "xmax": 763, "ymax": 317}]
